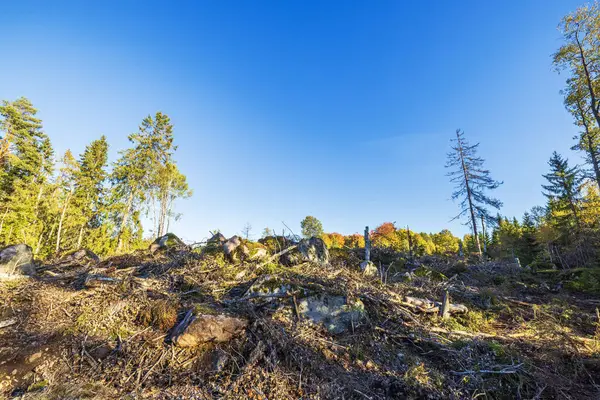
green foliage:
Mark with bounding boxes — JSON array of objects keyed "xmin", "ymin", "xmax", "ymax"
[
  {"xmin": 300, "ymin": 215, "xmax": 324, "ymax": 238},
  {"xmin": 0, "ymin": 98, "xmax": 191, "ymax": 257}
]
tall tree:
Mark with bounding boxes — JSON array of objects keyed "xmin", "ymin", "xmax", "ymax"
[
  {"xmin": 300, "ymin": 216, "xmax": 324, "ymax": 238},
  {"xmin": 542, "ymin": 152, "xmax": 584, "ymax": 232},
  {"xmin": 446, "ymin": 129, "xmax": 502, "ymax": 258},
  {"xmin": 73, "ymin": 136, "xmax": 109, "ymax": 249},
  {"xmin": 55, "ymin": 150, "xmax": 79, "ymax": 253},
  {"xmin": 555, "ymin": 2, "xmax": 600, "ymax": 187}
]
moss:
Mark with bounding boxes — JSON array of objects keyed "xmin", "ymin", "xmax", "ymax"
[
  {"xmin": 446, "ymin": 261, "xmax": 468, "ymax": 276},
  {"xmin": 193, "ymin": 303, "xmax": 219, "ymax": 315},
  {"xmin": 27, "ymin": 379, "xmax": 49, "ymax": 392},
  {"xmin": 413, "ymin": 266, "xmax": 447, "ymax": 281}
]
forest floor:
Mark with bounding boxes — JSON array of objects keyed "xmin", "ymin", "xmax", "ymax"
[{"xmin": 1, "ymin": 246, "xmax": 600, "ymax": 399}]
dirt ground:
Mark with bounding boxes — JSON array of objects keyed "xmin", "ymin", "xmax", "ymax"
[{"xmin": 1, "ymin": 247, "xmax": 600, "ymax": 399}]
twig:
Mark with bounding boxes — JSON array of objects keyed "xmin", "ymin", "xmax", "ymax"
[{"xmin": 452, "ymin": 363, "xmax": 523, "ymax": 375}]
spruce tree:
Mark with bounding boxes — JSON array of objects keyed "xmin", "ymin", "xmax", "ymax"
[
  {"xmin": 542, "ymin": 152, "xmax": 583, "ymax": 233},
  {"xmin": 73, "ymin": 136, "xmax": 109, "ymax": 250},
  {"xmin": 446, "ymin": 129, "xmax": 502, "ymax": 258}
]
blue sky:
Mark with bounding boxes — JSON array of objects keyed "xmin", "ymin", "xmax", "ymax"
[{"xmin": 0, "ymin": 0, "xmax": 585, "ymax": 242}]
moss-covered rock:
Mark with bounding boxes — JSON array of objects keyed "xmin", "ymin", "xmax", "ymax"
[{"xmin": 149, "ymin": 233, "xmax": 185, "ymax": 254}]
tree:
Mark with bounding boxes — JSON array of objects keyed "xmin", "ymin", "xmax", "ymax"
[
  {"xmin": 55, "ymin": 150, "xmax": 79, "ymax": 253},
  {"xmin": 112, "ymin": 112, "xmax": 186, "ymax": 251},
  {"xmin": 431, "ymin": 229, "xmax": 460, "ymax": 254},
  {"xmin": 73, "ymin": 136, "xmax": 109, "ymax": 250},
  {"xmin": 555, "ymin": 3, "xmax": 600, "ymax": 188},
  {"xmin": 446, "ymin": 129, "xmax": 502, "ymax": 258},
  {"xmin": 542, "ymin": 152, "xmax": 583, "ymax": 233},
  {"xmin": 300, "ymin": 216, "xmax": 324, "ymax": 238},
  {"xmin": 0, "ymin": 98, "xmax": 54, "ymax": 254},
  {"xmin": 241, "ymin": 222, "xmax": 253, "ymax": 240}
]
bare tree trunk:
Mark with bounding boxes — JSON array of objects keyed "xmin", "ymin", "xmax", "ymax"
[
  {"xmin": 116, "ymin": 191, "xmax": 135, "ymax": 253},
  {"xmin": 364, "ymin": 226, "xmax": 370, "ymax": 263},
  {"xmin": 575, "ymin": 100, "xmax": 600, "ymax": 189},
  {"xmin": 0, "ymin": 207, "xmax": 8, "ymax": 238},
  {"xmin": 55, "ymin": 190, "xmax": 73, "ymax": 253},
  {"xmin": 76, "ymin": 223, "xmax": 85, "ymax": 249},
  {"xmin": 406, "ymin": 226, "xmax": 413, "ymax": 259},
  {"xmin": 457, "ymin": 131, "xmax": 482, "ymax": 258},
  {"xmin": 576, "ymin": 33, "xmax": 600, "ymax": 129},
  {"xmin": 481, "ymin": 215, "xmax": 487, "ymax": 257}
]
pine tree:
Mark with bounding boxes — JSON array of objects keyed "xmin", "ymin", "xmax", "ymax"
[
  {"xmin": 73, "ymin": 136, "xmax": 109, "ymax": 250},
  {"xmin": 542, "ymin": 152, "xmax": 584, "ymax": 233},
  {"xmin": 446, "ymin": 129, "xmax": 502, "ymax": 258}
]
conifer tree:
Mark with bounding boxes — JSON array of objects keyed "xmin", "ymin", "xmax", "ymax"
[
  {"xmin": 73, "ymin": 136, "xmax": 109, "ymax": 249},
  {"xmin": 542, "ymin": 152, "xmax": 583, "ymax": 232},
  {"xmin": 446, "ymin": 129, "xmax": 502, "ymax": 258}
]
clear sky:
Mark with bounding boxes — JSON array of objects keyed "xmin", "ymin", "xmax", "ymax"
[{"xmin": 0, "ymin": 0, "xmax": 586, "ymax": 242}]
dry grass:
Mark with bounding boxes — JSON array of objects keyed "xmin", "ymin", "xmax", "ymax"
[{"xmin": 1, "ymin": 249, "xmax": 600, "ymax": 399}]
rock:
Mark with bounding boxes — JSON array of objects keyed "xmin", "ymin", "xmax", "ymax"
[
  {"xmin": 297, "ymin": 294, "xmax": 367, "ymax": 334},
  {"xmin": 202, "ymin": 232, "xmax": 228, "ymax": 255},
  {"xmin": 281, "ymin": 237, "xmax": 329, "ymax": 266},
  {"xmin": 243, "ymin": 275, "xmax": 296, "ymax": 299},
  {"xmin": 360, "ymin": 261, "xmax": 378, "ymax": 277},
  {"xmin": 0, "ymin": 244, "xmax": 35, "ymax": 276},
  {"xmin": 223, "ymin": 236, "xmax": 249, "ymax": 262},
  {"xmin": 149, "ymin": 233, "xmax": 185, "ymax": 254},
  {"xmin": 60, "ymin": 249, "xmax": 100, "ymax": 265},
  {"xmin": 173, "ymin": 314, "xmax": 247, "ymax": 347},
  {"xmin": 84, "ymin": 273, "xmax": 119, "ymax": 288},
  {"xmin": 248, "ymin": 242, "xmax": 269, "ymax": 261}
]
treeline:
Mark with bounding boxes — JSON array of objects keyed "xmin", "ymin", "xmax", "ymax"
[{"xmin": 0, "ymin": 97, "xmax": 191, "ymax": 258}]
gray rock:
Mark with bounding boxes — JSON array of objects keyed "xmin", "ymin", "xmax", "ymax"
[
  {"xmin": 149, "ymin": 233, "xmax": 185, "ymax": 254},
  {"xmin": 243, "ymin": 275, "xmax": 295, "ymax": 299},
  {"xmin": 297, "ymin": 294, "xmax": 367, "ymax": 334},
  {"xmin": 61, "ymin": 248, "xmax": 100, "ymax": 265},
  {"xmin": 223, "ymin": 235, "xmax": 249, "ymax": 262},
  {"xmin": 281, "ymin": 237, "xmax": 329, "ymax": 266},
  {"xmin": 360, "ymin": 261, "xmax": 378, "ymax": 277},
  {"xmin": 0, "ymin": 244, "xmax": 35, "ymax": 276}
]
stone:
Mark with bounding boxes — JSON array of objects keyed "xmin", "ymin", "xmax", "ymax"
[
  {"xmin": 297, "ymin": 294, "xmax": 367, "ymax": 334},
  {"xmin": 0, "ymin": 244, "xmax": 35, "ymax": 276},
  {"xmin": 223, "ymin": 236, "xmax": 250, "ymax": 262},
  {"xmin": 149, "ymin": 233, "xmax": 185, "ymax": 254},
  {"xmin": 173, "ymin": 314, "xmax": 247, "ymax": 347},
  {"xmin": 360, "ymin": 261, "xmax": 378, "ymax": 277},
  {"xmin": 281, "ymin": 237, "xmax": 329, "ymax": 266},
  {"xmin": 248, "ymin": 242, "xmax": 269, "ymax": 261},
  {"xmin": 243, "ymin": 275, "xmax": 295, "ymax": 299},
  {"xmin": 60, "ymin": 249, "xmax": 100, "ymax": 265}
]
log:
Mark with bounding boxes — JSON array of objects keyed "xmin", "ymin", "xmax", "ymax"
[{"xmin": 403, "ymin": 296, "xmax": 468, "ymax": 315}]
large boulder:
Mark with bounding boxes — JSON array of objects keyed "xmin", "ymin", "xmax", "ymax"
[
  {"xmin": 297, "ymin": 294, "xmax": 367, "ymax": 334},
  {"xmin": 202, "ymin": 232, "xmax": 228, "ymax": 255},
  {"xmin": 223, "ymin": 236, "xmax": 249, "ymax": 262},
  {"xmin": 149, "ymin": 233, "xmax": 185, "ymax": 254},
  {"xmin": 0, "ymin": 244, "xmax": 35, "ymax": 276},
  {"xmin": 173, "ymin": 313, "xmax": 248, "ymax": 347},
  {"xmin": 281, "ymin": 237, "xmax": 329, "ymax": 266}
]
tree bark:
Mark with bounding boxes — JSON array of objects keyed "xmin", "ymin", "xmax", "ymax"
[
  {"xmin": 575, "ymin": 99, "xmax": 600, "ymax": 188},
  {"xmin": 55, "ymin": 189, "xmax": 73, "ymax": 253},
  {"xmin": 116, "ymin": 190, "xmax": 135, "ymax": 252}
]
